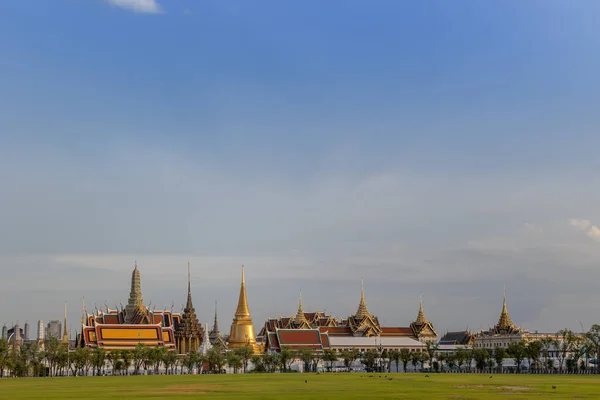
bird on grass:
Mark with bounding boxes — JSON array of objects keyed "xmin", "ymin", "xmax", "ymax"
[
  {"xmin": 305, "ymin": 380, "xmax": 307, "ymax": 383},
  {"xmin": 425, "ymin": 375, "xmax": 429, "ymax": 378},
  {"xmin": 552, "ymin": 386, "xmax": 556, "ymax": 389},
  {"xmin": 489, "ymin": 376, "xmax": 493, "ymax": 379}
]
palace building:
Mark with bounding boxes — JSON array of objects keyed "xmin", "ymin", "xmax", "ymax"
[
  {"xmin": 80, "ymin": 263, "xmax": 181, "ymax": 352},
  {"xmin": 259, "ymin": 281, "xmax": 435, "ymax": 353}
]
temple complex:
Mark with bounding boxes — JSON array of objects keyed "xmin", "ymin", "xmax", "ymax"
[
  {"xmin": 228, "ymin": 266, "xmax": 259, "ymax": 352},
  {"xmin": 259, "ymin": 281, "xmax": 434, "ymax": 353},
  {"xmin": 174, "ymin": 263, "xmax": 204, "ymax": 354},
  {"xmin": 80, "ymin": 263, "xmax": 180, "ymax": 351}
]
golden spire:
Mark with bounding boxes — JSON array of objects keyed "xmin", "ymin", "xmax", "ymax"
[
  {"xmin": 295, "ymin": 290, "xmax": 308, "ymax": 325},
  {"xmin": 235, "ymin": 265, "xmax": 250, "ymax": 317},
  {"xmin": 497, "ymin": 285, "xmax": 514, "ymax": 330},
  {"xmin": 81, "ymin": 297, "xmax": 85, "ymax": 326},
  {"xmin": 62, "ymin": 302, "xmax": 69, "ymax": 345},
  {"xmin": 415, "ymin": 294, "xmax": 428, "ymax": 325},
  {"xmin": 355, "ymin": 278, "xmax": 371, "ymax": 319}
]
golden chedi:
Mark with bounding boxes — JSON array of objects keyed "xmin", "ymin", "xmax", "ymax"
[{"xmin": 228, "ymin": 265, "xmax": 258, "ymax": 351}]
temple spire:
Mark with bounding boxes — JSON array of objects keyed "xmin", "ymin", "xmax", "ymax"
[
  {"xmin": 125, "ymin": 262, "xmax": 144, "ymax": 323},
  {"xmin": 295, "ymin": 290, "xmax": 308, "ymax": 325},
  {"xmin": 213, "ymin": 301, "xmax": 219, "ymax": 333},
  {"xmin": 186, "ymin": 262, "xmax": 193, "ymax": 310},
  {"xmin": 81, "ymin": 297, "xmax": 85, "ymax": 326},
  {"xmin": 355, "ymin": 278, "xmax": 371, "ymax": 319},
  {"xmin": 235, "ymin": 265, "xmax": 250, "ymax": 317},
  {"xmin": 415, "ymin": 294, "xmax": 428, "ymax": 325},
  {"xmin": 497, "ymin": 286, "xmax": 514, "ymax": 330},
  {"xmin": 62, "ymin": 302, "xmax": 69, "ymax": 346}
]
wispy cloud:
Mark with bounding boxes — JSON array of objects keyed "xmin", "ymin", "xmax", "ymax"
[
  {"xmin": 586, "ymin": 226, "xmax": 600, "ymax": 242},
  {"xmin": 107, "ymin": 0, "xmax": 163, "ymax": 14},
  {"xmin": 570, "ymin": 218, "xmax": 591, "ymax": 230}
]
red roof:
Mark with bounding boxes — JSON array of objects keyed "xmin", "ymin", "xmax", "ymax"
[
  {"xmin": 278, "ymin": 329, "xmax": 321, "ymax": 345},
  {"xmin": 320, "ymin": 333, "xmax": 330, "ymax": 348},
  {"xmin": 380, "ymin": 327, "xmax": 413, "ymax": 335},
  {"xmin": 319, "ymin": 326, "xmax": 352, "ymax": 335}
]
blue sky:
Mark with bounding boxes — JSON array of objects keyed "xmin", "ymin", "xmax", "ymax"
[{"xmin": 1, "ymin": 0, "xmax": 600, "ymax": 334}]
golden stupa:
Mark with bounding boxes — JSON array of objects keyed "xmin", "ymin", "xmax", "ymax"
[{"xmin": 228, "ymin": 265, "xmax": 258, "ymax": 351}]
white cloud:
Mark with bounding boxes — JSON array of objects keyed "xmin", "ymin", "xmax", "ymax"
[
  {"xmin": 570, "ymin": 218, "xmax": 591, "ymax": 230},
  {"xmin": 586, "ymin": 226, "xmax": 600, "ymax": 242},
  {"xmin": 107, "ymin": 0, "xmax": 163, "ymax": 14}
]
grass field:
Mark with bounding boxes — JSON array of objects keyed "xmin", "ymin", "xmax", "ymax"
[{"xmin": 0, "ymin": 373, "xmax": 598, "ymax": 399}]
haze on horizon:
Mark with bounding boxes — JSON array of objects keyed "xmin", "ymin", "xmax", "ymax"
[{"xmin": 1, "ymin": 0, "xmax": 600, "ymax": 335}]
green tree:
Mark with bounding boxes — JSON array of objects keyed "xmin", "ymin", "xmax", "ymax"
[
  {"xmin": 297, "ymin": 348, "xmax": 315, "ymax": 373},
  {"xmin": 162, "ymin": 351, "xmax": 178, "ymax": 374},
  {"xmin": 493, "ymin": 346, "xmax": 505, "ymax": 373},
  {"xmin": 234, "ymin": 345, "xmax": 254, "ymax": 373},
  {"xmin": 182, "ymin": 351, "xmax": 199, "ymax": 374},
  {"xmin": 410, "ymin": 351, "xmax": 424, "ymax": 371},
  {"xmin": 263, "ymin": 353, "xmax": 278, "ymax": 372},
  {"xmin": 473, "ymin": 349, "xmax": 488, "ymax": 372},
  {"xmin": 207, "ymin": 346, "xmax": 225, "ymax": 372},
  {"xmin": 389, "ymin": 349, "xmax": 401, "ymax": 372},
  {"xmin": 0, "ymin": 338, "xmax": 10, "ymax": 378},
  {"xmin": 455, "ymin": 348, "xmax": 469, "ymax": 371},
  {"xmin": 507, "ymin": 341, "xmax": 527, "ymax": 373},
  {"xmin": 341, "ymin": 349, "xmax": 359, "ymax": 372},
  {"xmin": 251, "ymin": 354, "xmax": 266, "ymax": 373},
  {"xmin": 131, "ymin": 343, "xmax": 146, "ymax": 375},
  {"xmin": 120, "ymin": 350, "xmax": 132, "ymax": 375},
  {"xmin": 226, "ymin": 352, "xmax": 243, "ymax": 373},
  {"xmin": 446, "ymin": 352, "xmax": 457, "ymax": 370},
  {"xmin": 91, "ymin": 347, "xmax": 105, "ymax": 376},
  {"xmin": 584, "ymin": 325, "xmax": 600, "ymax": 373},
  {"xmin": 106, "ymin": 351, "xmax": 120, "ymax": 375},
  {"xmin": 278, "ymin": 346, "xmax": 296, "ymax": 372},
  {"xmin": 360, "ymin": 349, "xmax": 379, "ymax": 371},
  {"xmin": 555, "ymin": 329, "xmax": 581, "ymax": 373},
  {"xmin": 400, "ymin": 349, "xmax": 412, "ymax": 372},
  {"xmin": 526, "ymin": 340, "xmax": 542, "ymax": 371},
  {"xmin": 322, "ymin": 349, "xmax": 337, "ymax": 372},
  {"xmin": 425, "ymin": 341, "xmax": 439, "ymax": 369}
]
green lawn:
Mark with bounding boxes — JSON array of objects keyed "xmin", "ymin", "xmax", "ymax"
[{"xmin": 0, "ymin": 373, "xmax": 597, "ymax": 399}]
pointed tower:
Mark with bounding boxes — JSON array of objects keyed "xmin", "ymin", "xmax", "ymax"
[
  {"xmin": 62, "ymin": 302, "xmax": 69, "ymax": 348},
  {"xmin": 228, "ymin": 265, "xmax": 258, "ymax": 350},
  {"xmin": 294, "ymin": 290, "xmax": 309, "ymax": 326},
  {"xmin": 209, "ymin": 301, "xmax": 221, "ymax": 344},
  {"xmin": 174, "ymin": 262, "xmax": 203, "ymax": 354},
  {"xmin": 494, "ymin": 287, "xmax": 518, "ymax": 334},
  {"xmin": 125, "ymin": 262, "xmax": 145, "ymax": 323},
  {"xmin": 355, "ymin": 278, "xmax": 371, "ymax": 319},
  {"xmin": 199, "ymin": 321, "xmax": 213, "ymax": 355},
  {"xmin": 415, "ymin": 295, "xmax": 427, "ymax": 325},
  {"xmin": 410, "ymin": 294, "xmax": 437, "ymax": 341}
]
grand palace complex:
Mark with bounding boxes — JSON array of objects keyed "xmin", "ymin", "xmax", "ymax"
[
  {"xmin": 73, "ymin": 263, "xmax": 440, "ymax": 355},
  {"xmin": 5, "ymin": 262, "xmax": 567, "ymax": 360}
]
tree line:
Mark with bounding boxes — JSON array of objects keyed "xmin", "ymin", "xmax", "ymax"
[{"xmin": 1, "ymin": 326, "xmax": 599, "ymax": 377}]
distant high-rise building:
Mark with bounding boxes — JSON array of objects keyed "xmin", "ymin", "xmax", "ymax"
[
  {"xmin": 37, "ymin": 320, "xmax": 45, "ymax": 341},
  {"xmin": 46, "ymin": 320, "xmax": 62, "ymax": 339},
  {"xmin": 24, "ymin": 321, "xmax": 30, "ymax": 341},
  {"xmin": 1, "ymin": 324, "xmax": 7, "ymax": 340}
]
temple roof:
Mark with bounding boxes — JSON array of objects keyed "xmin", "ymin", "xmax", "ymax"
[
  {"xmin": 355, "ymin": 278, "xmax": 371, "ymax": 319},
  {"xmin": 494, "ymin": 289, "xmax": 518, "ymax": 333},
  {"xmin": 415, "ymin": 295, "xmax": 428, "ymax": 325},
  {"xmin": 439, "ymin": 330, "xmax": 474, "ymax": 345}
]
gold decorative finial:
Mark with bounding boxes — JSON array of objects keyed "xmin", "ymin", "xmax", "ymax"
[
  {"xmin": 415, "ymin": 293, "xmax": 428, "ymax": 325},
  {"xmin": 295, "ymin": 290, "xmax": 308, "ymax": 325},
  {"xmin": 62, "ymin": 301, "xmax": 69, "ymax": 346},
  {"xmin": 355, "ymin": 278, "xmax": 370, "ymax": 319},
  {"xmin": 81, "ymin": 297, "xmax": 85, "ymax": 326},
  {"xmin": 235, "ymin": 265, "xmax": 250, "ymax": 317}
]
